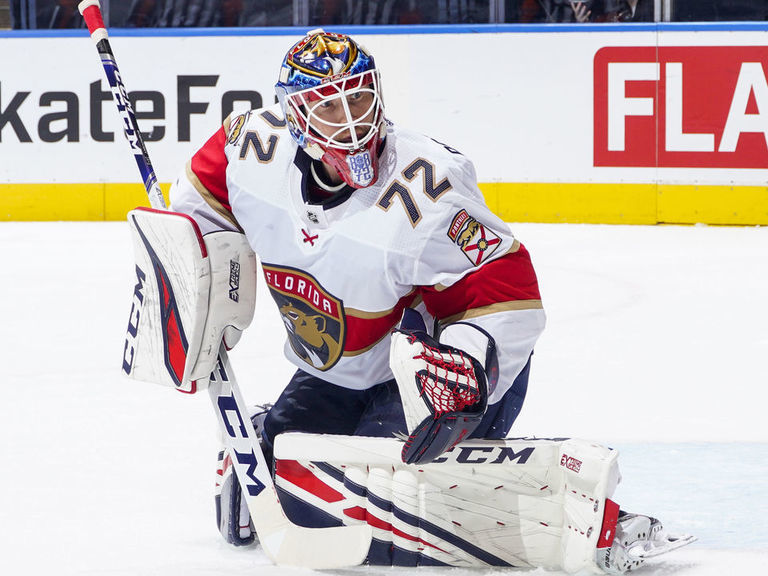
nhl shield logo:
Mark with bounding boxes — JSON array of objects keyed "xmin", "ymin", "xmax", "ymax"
[
  {"xmin": 262, "ymin": 264, "xmax": 345, "ymax": 371},
  {"xmin": 448, "ymin": 209, "xmax": 501, "ymax": 266}
]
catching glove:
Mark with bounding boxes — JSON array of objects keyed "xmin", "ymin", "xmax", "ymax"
[{"xmin": 390, "ymin": 309, "xmax": 498, "ymax": 464}]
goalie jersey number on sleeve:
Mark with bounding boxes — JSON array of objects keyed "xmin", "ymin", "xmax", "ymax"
[{"xmin": 376, "ymin": 158, "xmax": 452, "ymax": 227}]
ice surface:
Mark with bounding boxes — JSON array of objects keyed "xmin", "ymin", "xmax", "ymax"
[{"xmin": 1, "ymin": 222, "xmax": 766, "ymax": 575}]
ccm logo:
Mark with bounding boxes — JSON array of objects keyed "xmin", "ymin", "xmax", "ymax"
[
  {"xmin": 595, "ymin": 46, "xmax": 768, "ymax": 168},
  {"xmin": 217, "ymin": 391, "xmax": 267, "ymax": 497},
  {"xmin": 122, "ymin": 265, "xmax": 146, "ymax": 375},
  {"xmin": 433, "ymin": 445, "xmax": 535, "ymax": 465},
  {"xmin": 561, "ymin": 454, "xmax": 582, "ymax": 473}
]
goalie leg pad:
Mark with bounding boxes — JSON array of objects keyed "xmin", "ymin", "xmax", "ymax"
[{"xmin": 272, "ymin": 433, "xmax": 620, "ymax": 572}]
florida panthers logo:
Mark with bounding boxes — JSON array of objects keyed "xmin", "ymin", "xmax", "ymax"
[
  {"xmin": 262, "ymin": 264, "xmax": 345, "ymax": 371},
  {"xmin": 457, "ymin": 220, "xmax": 481, "ymax": 249},
  {"xmin": 448, "ymin": 209, "xmax": 502, "ymax": 266},
  {"xmin": 227, "ymin": 112, "xmax": 249, "ymax": 145},
  {"xmin": 279, "ymin": 304, "xmax": 340, "ymax": 369}
]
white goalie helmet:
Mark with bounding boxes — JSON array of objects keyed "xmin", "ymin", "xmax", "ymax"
[{"xmin": 275, "ymin": 29, "xmax": 387, "ymax": 189}]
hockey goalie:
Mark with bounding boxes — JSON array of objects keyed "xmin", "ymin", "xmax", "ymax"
[{"xmin": 120, "ymin": 28, "xmax": 694, "ymax": 573}]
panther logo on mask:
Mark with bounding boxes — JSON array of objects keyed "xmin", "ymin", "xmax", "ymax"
[{"xmin": 290, "ymin": 33, "xmax": 357, "ymax": 77}]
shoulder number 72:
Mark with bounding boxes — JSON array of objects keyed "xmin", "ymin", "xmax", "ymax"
[{"xmin": 376, "ymin": 158, "xmax": 452, "ymax": 227}]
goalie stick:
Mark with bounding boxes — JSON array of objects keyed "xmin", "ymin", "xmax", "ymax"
[{"xmin": 77, "ymin": 1, "xmax": 372, "ymax": 568}]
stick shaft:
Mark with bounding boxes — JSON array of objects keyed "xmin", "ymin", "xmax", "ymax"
[{"xmin": 79, "ymin": 0, "xmax": 166, "ymax": 210}]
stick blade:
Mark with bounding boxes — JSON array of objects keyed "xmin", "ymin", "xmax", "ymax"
[{"xmin": 262, "ymin": 523, "xmax": 373, "ymax": 569}]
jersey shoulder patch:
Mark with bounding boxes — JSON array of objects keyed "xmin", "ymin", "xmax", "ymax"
[{"xmin": 447, "ymin": 209, "xmax": 503, "ymax": 266}]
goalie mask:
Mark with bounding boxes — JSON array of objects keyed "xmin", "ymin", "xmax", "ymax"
[{"xmin": 275, "ymin": 29, "xmax": 386, "ymax": 189}]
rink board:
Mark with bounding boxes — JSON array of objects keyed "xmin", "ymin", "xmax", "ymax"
[{"xmin": 2, "ymin": 24, "xmax": 768, "ymax": 224}]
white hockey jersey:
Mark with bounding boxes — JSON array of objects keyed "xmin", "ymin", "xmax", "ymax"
[{"xmin": 170, "ymin": 104, "xmax": 545, "ymax": 403}]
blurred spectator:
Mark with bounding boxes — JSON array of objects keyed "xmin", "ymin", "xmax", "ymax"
[
  {"xmin": 310, "ymin": 0, "xmax": 344, "ymax": 25},
  {"xmin": 240, "ymin": 0, "xmax": 292, "ymax": 26},
  {"xmin": 397, "ymin": 0, "xmax": 423, "ymax": 24},
  {"xmin": 519, "ymin": 0, "xmax": 651, "ymax": 23},
  {"xmin": 600, "ymin": 0, "xmax": 653, "ymax": 22},
  {"xmin": 125, "ymin": 0, "xmax": 244, "ymax": 27},
  {"xmin": 519, "ymin": 0, "xmax": 587, "ymax": 23},
  {"xmin": 351, "ymin": 0, "xmax": 398, "ymax": 25},
  {"xmin": 673, "ymin": 1, "xmax": 768, "ymax": 22},
  {"xmin": 49, "ymin": 0, "xmax": 79, "ymax": 28},
  {"xmin": 219, "ymin": 0, "xmax": 244, "ymax": 25},
  {"xmin": 309, "ymin": 0, "xmax": 399, "ymax": 25},
  {"xmin": 431, "ymin": 0, "xmax": 489, "ymax": 23},
  {"xmin": 125, "ymin": 0, "xmax": 161, "ymax": 27},
  {"xmin": 158, "ymin": 0, "xmax": 218, "ymax": 27},
  {"xmin": 15, "ymin": 0, "xmax": 768, "ymax": 29},
  {"xmin": 9, "ymin": 0, "xmax": 665, "ymax": 29},
  {"xmin": 309, "ymin": 0, "xmax": 486, "ymax": 26}
]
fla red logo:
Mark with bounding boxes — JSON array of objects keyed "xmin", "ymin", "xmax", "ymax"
[{"xmin": 595, "ymin": 46, "xmax": 768, "ymax": 168}]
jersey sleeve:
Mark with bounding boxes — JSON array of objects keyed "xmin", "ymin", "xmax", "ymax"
[
  {"xmin": 169, "ymin": 117, "xmax": 241, "ymax": 234},
  {"xmin": 410, "ymin": 150, "xmax": 546, "ymax": 405},
  {"xmin": 419, "ymin": 243, "xmax": 542, "ymax": 323}
]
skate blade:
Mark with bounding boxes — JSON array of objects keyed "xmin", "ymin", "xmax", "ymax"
[{"xmin": 629, "ymin": 533, "xmax": 697, "ymax": 560}]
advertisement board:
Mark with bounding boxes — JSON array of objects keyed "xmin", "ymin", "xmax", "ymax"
[{"xmin": 2, "ymin": 25, "xmax": 768, "ymax": 223}]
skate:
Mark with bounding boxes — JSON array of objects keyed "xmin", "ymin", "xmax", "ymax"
[{"xmin": 598, "ymin": 511, "xmax": 697, "ymax": 574}]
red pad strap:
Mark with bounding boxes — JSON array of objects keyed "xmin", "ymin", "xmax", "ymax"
[
  {"xmin": 80, "ymin": 2, "xmax": 106, "ymax": 35},
  {"xmin": 597, "ymin": 498, "xmax": 621, "ymax": 549}
]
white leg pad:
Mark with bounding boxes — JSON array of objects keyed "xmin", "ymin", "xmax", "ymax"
[{"xmin": 273, "ymin": 433, "xmax": 620, "ymax": 572}]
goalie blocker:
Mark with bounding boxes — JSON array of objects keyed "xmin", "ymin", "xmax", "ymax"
[{"xmin": 121, "ymin": 208, "xmax": 258, "ymax": 392}]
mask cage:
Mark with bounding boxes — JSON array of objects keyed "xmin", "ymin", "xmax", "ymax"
[{"xmin": 285, "ymin": 70, "xmax": 383, "ymax": 153}]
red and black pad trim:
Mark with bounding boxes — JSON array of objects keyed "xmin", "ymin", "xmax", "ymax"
[
  {"xmin": 275, "ymin": 459, "xmax": 516, "ymax": 567},
  {"xmin": 276, "ymin": 460, "xmax": 346, "ymax": 503}
]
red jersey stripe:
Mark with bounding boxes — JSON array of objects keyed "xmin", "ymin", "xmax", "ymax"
[
  {"xmin": 343, "ymin": 292, "xmax": 420, "ymax": 355},
  {"xmin": 420, "ymin": 244, "xmax": 542, "ymax": 322}
]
